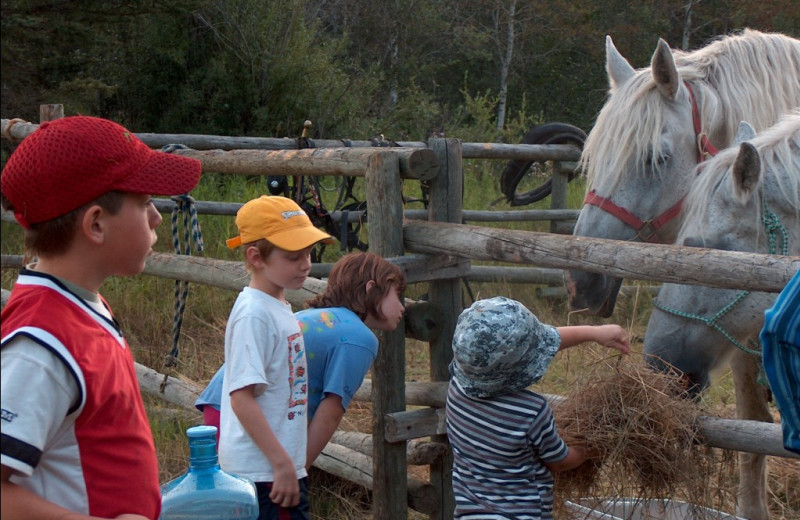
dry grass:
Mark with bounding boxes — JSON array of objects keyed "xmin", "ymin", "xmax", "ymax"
[
  {"xmin": 551, "ymin": 356, "xmax": 720, "ymax": 517},
  {"xmin": 548, "ymin": 354, "xmax": 800, "ymax": 520}
]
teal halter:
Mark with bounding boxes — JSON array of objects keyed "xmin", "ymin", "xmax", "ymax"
[{"xmin": 653, "ymin": 188, "xmax": 789, "ymax": 357}]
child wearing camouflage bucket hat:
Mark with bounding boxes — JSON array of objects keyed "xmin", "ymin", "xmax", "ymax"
[{"xmin": 446, "ymin": 296, "xmax": 629, "ymax": 519}]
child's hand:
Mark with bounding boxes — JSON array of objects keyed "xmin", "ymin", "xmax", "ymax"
[
  {"xmin": 595, "ymin": 324, "xmax": 630, "ymax": 354},
  {"xmin": 269, "ymin": 458, "xmax": 300, "ymax": 507}
]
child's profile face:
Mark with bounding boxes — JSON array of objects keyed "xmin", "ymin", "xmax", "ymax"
[
  {"xmin": 259, "ymin": 244, "xmax": 314, "ymax": 294},
  {"xmin": 373, "ymin": 284, "xmax": 405, "ymax": 331},
  {"xmin": 104, "ymin": 193, "xmax": 162, "ymax": 276}
]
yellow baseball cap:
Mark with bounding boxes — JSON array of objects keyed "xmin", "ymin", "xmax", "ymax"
[{"xmin": 226, "ymin": 196, "xmax": 334, "ymax": 250}]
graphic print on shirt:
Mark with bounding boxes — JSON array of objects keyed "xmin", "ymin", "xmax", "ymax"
[{"xmin": 286, "ymin": 331, "xmax": 307, "ymax": 420}]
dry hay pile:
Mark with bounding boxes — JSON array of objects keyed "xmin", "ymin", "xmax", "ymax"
[{"xmin": 551, "ymin": 356, "xmax": 734, "ymax": 518}]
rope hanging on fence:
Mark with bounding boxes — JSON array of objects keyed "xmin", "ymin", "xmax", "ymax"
[{"xmin": 159, "ymin": 144, "xmax": 204, "ymax": 392}]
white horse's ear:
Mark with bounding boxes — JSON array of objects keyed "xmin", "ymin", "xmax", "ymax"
[
  {"xmin": 731, "ymin": 142, "xmax": 761, "ymax": 202},
  {"xmin": 734, "ymin": 121, "xmax": 756, "ymax": 144},
  {"xmin": 606, "ymin": 35, "xmax": 635, "ymax": 90},
  {"xmin": 651, "ymin": 38, "xmax": 680, "ymax": 101}
]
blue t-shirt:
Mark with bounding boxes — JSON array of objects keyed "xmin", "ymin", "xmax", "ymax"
[
  {"xmin": 196, "ymin": 307, "xmax": 378, "ymax": 420},
  {"xmin": 760, "ymin": 269, "xmax": 800, "ymax": 455}
]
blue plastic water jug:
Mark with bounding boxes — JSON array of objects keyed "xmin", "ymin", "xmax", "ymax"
[{"xmin": 160, "ymin": 425, "xmax": 259, "ymax": 520}]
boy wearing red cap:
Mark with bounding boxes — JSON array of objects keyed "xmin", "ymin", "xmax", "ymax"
[
  {"xmin": 1, "ymin": 116, "xmax": 201, "ymax": 520},
  {"xmin": 219, "ymin": 195, "xmax": 333, "ymax": 520}
]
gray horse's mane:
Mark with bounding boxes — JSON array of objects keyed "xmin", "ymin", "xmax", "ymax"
[
  {"xmin": 582, "ymin": 29, "xmax": 800, "ymax": 191},
  {"xmin": 681, "ymin": 110, "xmax": 800, "ymax": 248}
]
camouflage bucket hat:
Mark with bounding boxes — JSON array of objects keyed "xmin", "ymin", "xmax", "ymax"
[{"xmin": 449, "ymin": 296, "xmax": 561, "ymax": 399}]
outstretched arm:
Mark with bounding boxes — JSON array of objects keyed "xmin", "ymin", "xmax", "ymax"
[
  {"xmin": 306, "ymin": 394, "xmax": 345, "ymax": 470},
  {"xmin": 556, "ymin": 324, "xmax": 630, "ymax": 354}
]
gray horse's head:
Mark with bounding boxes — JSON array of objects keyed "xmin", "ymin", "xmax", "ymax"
[{"xmin": 645, "ymin": 112, "xmax": 800, "ymax": 394}]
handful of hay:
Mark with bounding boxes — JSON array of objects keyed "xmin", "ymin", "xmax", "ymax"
[{"xmin": 551, "ymin": 356, "xmax": 729, "ymax": 515}]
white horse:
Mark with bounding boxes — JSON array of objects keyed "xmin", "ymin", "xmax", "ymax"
[
  {"xmin": 565, "ymin": 29, "xmax": 800, "ymax": 316},
  {"xmin": 644, "ymin": 111, "xmax": 800, "ymax": 520}
]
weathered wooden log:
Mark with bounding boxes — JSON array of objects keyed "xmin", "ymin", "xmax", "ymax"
[
  {"xmin": 137, "ymin": 133, "xmax": 428, "ymax": 151},
  {"xmin": 330, "ymin": 431, "xmax": 448, "ymax": 466},
  {"xmin": 460, "ymin": 142, "xmax": 581, "ymax": 161},
  {"xmin": 167, "ymin": 147, "xmax": 438, "ymax": 180},
  {"xmin": 354, "ymin": 379, "xmax": 449, "ymax": 408},
  {"xmin": 313, "ymin": 443, "xmax": 438, "ymax": 515},
  {"xmin": 143, "ymin": 252, "xmax": 326, "ymax": 309},
  {"xmin": 365, "ymin": 150, "xmax": 409, "ymax": 517},
  {"xmin": 1, "ymin": 253, "xmax": 447, "ymax": 341},
  {"xmin": 403, "ymin": 208, "xmax": 579, "ymax": 222},
  {"xmin": 135, "ymin": 362, "xmax": 203, "ymax": 412},
  {"xmin": 468, "ymin": 266, "xmax": 564, "ymax": 284},
  {"xmin": 382, "ymin": 406, "xmax": 799, "ymax": 459},
  {"xmin": 149, "ymin": 200, "xmax": 579, "ymax": 224},
  {"xmin": 403, "ymin": 220, "xmax": 798, "ymax": 292},
  {"xmin": 2, "ymin": 119, "xmax": 439, "ymax": 180},
  {"xmin": 695, "ymin": 417, "xmax": 798, "ymax": 459},
  {"xmin": 536, "ymin": 284, "xmax": 661, "ymax": 299}
]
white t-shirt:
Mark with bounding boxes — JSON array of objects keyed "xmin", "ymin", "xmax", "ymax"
[{"xmin": 218, "ymin": 287, "xmax": 309, "ymax": 482}]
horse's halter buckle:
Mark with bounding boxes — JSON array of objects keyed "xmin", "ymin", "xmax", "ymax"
[
  {"xmin": 697, "ymin": 132, "xmax": 716, "ymax": 160},
  {"xmin": 636, "ymin": 220, "xmax": 658, "ymax": 242}
]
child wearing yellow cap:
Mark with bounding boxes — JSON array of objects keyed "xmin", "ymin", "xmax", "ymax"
[{"xmin": 218, "ymin": 196, "xmax": 333, "ymax": 520}]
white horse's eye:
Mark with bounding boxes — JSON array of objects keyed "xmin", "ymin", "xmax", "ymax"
[{"xmin": 648, "ymin": 153, "xmax": 670, "ymax": 167}]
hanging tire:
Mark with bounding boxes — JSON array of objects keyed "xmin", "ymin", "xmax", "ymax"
[{"xmin": 500, "ymin": 122, "xmax": 586, "ymax": 206}]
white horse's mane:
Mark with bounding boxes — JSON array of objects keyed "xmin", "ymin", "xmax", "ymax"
[
  {"xmin": 582, "ymin": 29, "xmax": 800, "ymax": 190},
  {"xmin": 681, "ymin": 110, "xmax": 800, "ymax": 248}
]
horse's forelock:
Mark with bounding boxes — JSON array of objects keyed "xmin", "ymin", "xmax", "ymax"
[{"xmin": 581, "ymin": 73, "xmax": 671, "ymax": 191}]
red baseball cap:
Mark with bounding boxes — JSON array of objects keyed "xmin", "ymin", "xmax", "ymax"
[{"xmin": 1, "ymin": 116, "xmax": 202, "ymax": 228}]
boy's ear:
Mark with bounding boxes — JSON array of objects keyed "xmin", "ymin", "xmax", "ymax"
[
  {"xmin": 365, "ymin": 280, "xmax": 376, "ymax": 294},
  {"xmin": 81, "ymin": 204, "xmax": 106, "ymax": 245},
  {"xmin": 245, "ymin": 245, "xmax": 263, "ymax": 267}
]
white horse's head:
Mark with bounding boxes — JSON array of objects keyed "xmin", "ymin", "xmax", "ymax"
[
  {"xmin": 566, "ymin": 30, "xmax": 800, "ymax": 317},
  {"xmin": 566, "ymin": 36, "xmax": 702, "ymax": 316},
  {"xmin": 644, "ymin": 112, "xmax": 800, "ymax": 393}
]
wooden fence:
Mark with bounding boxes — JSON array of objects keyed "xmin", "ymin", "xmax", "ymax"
[{"xmin": 2, "ymin": 111, "xmax": 798, "ymax": 520}]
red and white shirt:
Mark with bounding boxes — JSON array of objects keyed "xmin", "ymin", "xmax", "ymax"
[{"xmin": 1, "ymin": 270, "xmax": 161, "ymax": 519}]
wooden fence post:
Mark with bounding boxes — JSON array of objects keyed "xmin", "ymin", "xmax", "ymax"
[
  {"xmin": 426, "ymin": 138, "xmax": 462, "ymax": 520},
  {"xmin": 549, "ymin": 160, "xmax": 567, "ymax": 234},
  {"xmin": 365, "ymin": 151, "xmax": 408, "ymax": 519}
]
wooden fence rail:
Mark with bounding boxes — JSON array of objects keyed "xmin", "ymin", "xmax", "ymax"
[{"xmin": 4, "ymin": 114, "xmax": 796, "ymax": 520}]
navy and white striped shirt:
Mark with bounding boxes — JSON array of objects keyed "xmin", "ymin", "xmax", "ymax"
[{"xmin": 446, "ymin": 378, "xmax": 568, "ymax": 519}]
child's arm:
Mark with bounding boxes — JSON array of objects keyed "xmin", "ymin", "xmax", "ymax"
[
  {"xmin": 556, "ymin": 324, "xmax": 630, "ymax": 354},
  {"xmin": 306, "ymin": 394, "xmax": 345, "ymax": 470},
  {"xmin": 230, "ymin": 386, "xmax": 300, "ymax": 508},
  {"xmin": 1, "ymin": 466, "xmax": 147, "ymax": 520},
  {"xmin": 544, "ymin": 444, "xmax": 587, "ymax": 473}
]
